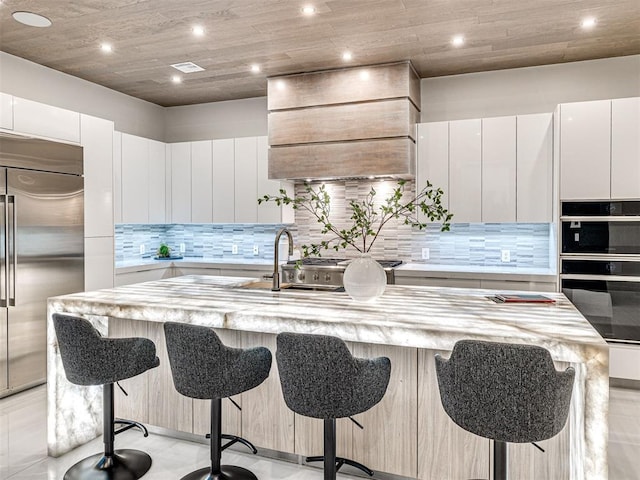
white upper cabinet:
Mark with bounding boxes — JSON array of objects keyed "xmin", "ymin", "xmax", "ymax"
[
  {"xmin": 170, "ymin": 142, "xmax": 192, "ymax": 223},
  {"xmin": 611, "ymin": 97, "xmax": 640, "ymax": 199},
  {"xmin": 449, "ymin": 119, "xmax": 482, "ymax": 223},
  {"xmin": 113, "ymin": 132, "xmax": 123, "ymax": 224},
  {"xmin": 212, "ymin": 138, "xmax": 235, "ymax": 223},
  {"xmin": 80, "ymin": 114, "xmax": 114, "ymax": 237},
  {"xmin": 234, "ymin": 137, "xmax": 259, "ymax": 223},
  {"xmin": 257, "ymin": 136, "xmax": 295, "ymax": 224},
  {"xmin": 417, "ymin": 122, "xmax": 449, "ymax": 224},
  {"xmin": 560, "ymin": 100, "xmax": 611, "ymax": 200},
  {"xmin": 516, "ymin": 113, "xmax": 553, "ymax": 222},
  {"xmin": 121, "ymin": 133, "xmax": 149, "ymax": 223},
  {"xmin": 0, "ymin": 93, "xmax": 13, "ymax": 130},
  {"xmin": 482, "ymin": 116, "xmax": 516, "ymax": 223},
  {"xmin": 13, "ymin": 97, "xmax": 80, "ymax": 143},
  {"xmin": 190, "ymin": 140, "xmax": 213, "ymax": 223},
  {"xmin": 148, "ymin": 139, "xmax": 166, "ymax": 223}
]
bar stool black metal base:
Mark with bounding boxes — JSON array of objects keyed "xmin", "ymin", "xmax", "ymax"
[
  {"xmin": 63, "ymin": 449, "xmax": 152, "ymax": 480},
  {"xmin": 306, "ymin": 456, "xmax": 374, "ymax": 476},
  {"xmin": 180, "ymin": 465, "xmax": 258, "ymax": 480}
]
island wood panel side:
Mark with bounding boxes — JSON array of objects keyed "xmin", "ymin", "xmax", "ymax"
[
  {"xmin": 506, "ymin": 360, "xmax": 572, "ymax": 480},
  {"xmin": 240, "ymin": 332, "xmax": 294, "ymax": 453},
  {"xmin": 293, "ymin": 415, "xmax": 353, "ymax": 459},
  {"xmin": 192, "ymin": 329, "xmax": 242, "ymax": 437},
  {"xmin": 417, "ymin": 348, "xmax": 490, "ymax": 480},
  {"xmin": 351, "ymin": 343, "xmax": 418, "ymax": 478},
  {"xmin": 109, "ymin": 318, "xmax": 150, "ymax": 424},
  {"xmin": 267, "ymin": 62, "xmax": 420, "ymax": 111},
  {"xmin": 268, "ymin": 99, "xmax": 419, "ymax": 145},
  {"xmin": 146, "ymin": 321, "xmax": 193, "ymax": 432},
  {"xmin": 268, "ymin": 137, "xmax": 415, "ymax": 180}
]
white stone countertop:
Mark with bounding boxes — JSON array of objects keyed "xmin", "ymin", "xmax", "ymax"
[
  {"xmin": 116, "ymin": 257, "xmax": 557, "ymax": 281},
  {"xmin": 47, "ymin": 276, "xmax": 607, "ymax": 478}
]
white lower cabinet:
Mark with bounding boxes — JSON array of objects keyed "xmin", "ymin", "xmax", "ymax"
[
  {"xmin": 115, "ymin": 267, "xmax": 174, "ymax": 286},
  {"xmin": 395, "ymin": 275, "xmax": 556, "ymax": 292},
  {"xmin": 395, "ymin": 277, "xmax": 481, "ymax": 289}
]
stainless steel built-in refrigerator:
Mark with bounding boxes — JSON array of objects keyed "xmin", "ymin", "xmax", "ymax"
[{"xmin": 0, "ymin": 133, "xmax": 84, "ymax": 398}]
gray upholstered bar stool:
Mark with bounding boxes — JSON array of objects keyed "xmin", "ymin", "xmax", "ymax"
[
  {"xmin": 53, "ymin": 313, "xmax": 160, "ymax": 480},
  {"xmin": 435, "ymin": 340, "xmax": 575, "ymax": 480},
  {"xmin": 276, "ymin": 332, "xmax": 391, "ymax": 480},
  {"xmin": 164, "ymin": 322, "xmax": 272, "ymax": 480}
]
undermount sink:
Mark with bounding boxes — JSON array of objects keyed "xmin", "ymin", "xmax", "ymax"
[{"xmin": 237, "ymin": 280, "xmax": 344, "ymax": 292}]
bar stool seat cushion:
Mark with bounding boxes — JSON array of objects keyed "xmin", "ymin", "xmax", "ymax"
[
  {"xmin": 435, "ymin": 340, "xmax": 575, "ymax": 444},
  {"xmin": 53, "ymin": 313, "xmax": 159, "ymax": 386},
  {"xmin": 276, "ymin": 332, "xmax": 391, "ymax": 419},
  {"xmin": 164, "ymin": 322, "xmax": 271, "ymax": 400}
]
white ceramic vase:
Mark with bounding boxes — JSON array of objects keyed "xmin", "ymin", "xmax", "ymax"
[{"xmin": 343, "ymin": 253, "xmax": 387, "ymax": 302}]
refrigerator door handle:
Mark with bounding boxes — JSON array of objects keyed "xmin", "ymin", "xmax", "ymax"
[
  {"xmin": 0, "ymin": 194, "xmax": 5, "ymax": 308},
  {"xmin": 8, "ymin": 195, "xmax": 15, "ymax": 307}
]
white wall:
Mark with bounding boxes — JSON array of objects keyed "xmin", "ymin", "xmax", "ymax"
[
  {"xmin": 421, "ymin": 55, "xmax": 640, "ymax": 121},
  {"xmin": 0, "ymin": 52, "xmax": 165, "ymax": 141},
  {"xmin": 164, "ymin": 97, "xmax": 268, "ymax": 142}
]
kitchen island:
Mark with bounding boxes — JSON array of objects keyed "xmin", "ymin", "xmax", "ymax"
[{"xmin": 47, "ymin": 275, "xmax": 608, "ymax": 479}]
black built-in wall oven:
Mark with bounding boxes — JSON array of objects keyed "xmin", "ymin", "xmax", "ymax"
[{"xmin": 561, "ymin": 201, "xmax": 640, "ymax": 344}]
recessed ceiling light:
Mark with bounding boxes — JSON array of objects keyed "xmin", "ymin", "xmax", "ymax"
[
  {"xmin": 359, "ymin": 70, "xmax": 370, "ymax": 80},
  {"xmin": 342, "ymin": 51, "xmax": 353, "ymax": 61},
  {"xmin": 192, "ymin": 25, "xmax": 205, "ymax": 36},
  {"xmin": 171, "ymin": 75, "xmax": 182, "ymax": 84},
  {"xmin": 451, "ymin": 35, "xmax": 465, "ymax": 47},
  {"xmin": 276, "ymin": 80, "xmax": 286, "ymax": 91},
  {"xmin": 302, "ymin": 5, "xmax": 316, "ymax": 16},
  {"xmin": 12, "ymin": 11, "xmax": 52, "ymax": 28},
  {"xmin": 170, "ymin": 62, "xmax": 205, "ymax": 73},
  {"xmin": 581, "ymin": 17, "xmax": 597, "ymax": 29},
  {"xmin": 251, "ymin": 64, "xmax": 261, "ymax": 73},
  {"xmin": 100, "ymin": 43, "xmax": 113, "ymax": 53}
]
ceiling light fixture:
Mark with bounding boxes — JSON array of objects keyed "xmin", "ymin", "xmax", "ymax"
[
  {"xmin": 451, "ymin": 35, "xmax": 465, "ymax": 47},
  {"xmin": 251, "ymin": 64, "xmax": 261, "ymax": 73},
  {"xmin": 342, "ymin": 51, "xmax": 353, "ymax": 61},
  {"xmin": 171, "ymin": 75, "xmax": 182, "ymax": 84},
  {"xmin": 359, "ymin": 70, "xmax": 370, "ymax": 80},
  {"xmin": 100, "ymin": 43, "xmax": 113, "ymax": 53},
  {"xmin": 12, "ymin": 11, "xmax": 52, "ymax": 27},
  {"xmin": 192, "ymin": 25, "xmax": 205, "ymax": 36},
  {"xmin": 302, "ymin": 5, "xmax": 316, "ymax": 16},
  {"xmin": 580, "ymin": 17, "xmax": 597, "ymax": 29}
]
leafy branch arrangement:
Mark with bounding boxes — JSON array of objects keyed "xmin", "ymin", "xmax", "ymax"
[{"xmin": 258, "ymin": 180, "xmax": 453, "ymax": 256}]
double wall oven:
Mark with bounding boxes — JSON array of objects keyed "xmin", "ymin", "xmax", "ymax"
[{"xmin": 560, "ymin": 201, "xmax": 640, "ymax": 346}]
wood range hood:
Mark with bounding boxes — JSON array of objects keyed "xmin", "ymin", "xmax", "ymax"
[{"xmin": 267, "ymin": 62, "xmax": 420, "ymax": 181}]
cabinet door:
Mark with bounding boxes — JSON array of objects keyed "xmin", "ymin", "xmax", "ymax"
[
  {"xmin": 81, "ymin": 114, "xmax": 114, "ymax": 237},
  {"xmin": 113, "ymin": 132, "xmax": 123, "ymax": 223},
  {"xmin": 449, "ymin": 119, "xmax": 481, "ymax": 222},
  {"xmin": 0, "ymin": 92, "xmax": 13, "ymax": 130},
  {"xmin": 560, "ymin": 100, "xmax": 611, "ymax": 200},
  {"xmin": 234, "ymin": 137, "xmax": 258, "ymax": 223},
  {"xmin": 121, "ymin": 133, "xmax": 149, "ymax": 223},
  {"xmin": 417, "ymin": 122, "xmax": 449, "ymax": 220},
  {"xmin": 13, "ymin": 97, "xmax": 80, "ymax": 143},
  {"xmin": 482, "ymin": 116, "xmax": 516, "ymax": 222},
  {"xmin": 148, "ymin": 139, "xmax": 166, "ymax": 223},
  {"xmin": 611, "ymin": 97, "xmax": 640, "ymax": 199},
  {"xmin": 517, "ymin": 113, "xmax": 553, "ymax": 222},
  {"xmin": 170, "ymin": 142, "xmax": 192, "ymax": 223},
  {"xmin": 257, "ymin": 136, "xmax": 294, "ymax": 223},
  {"xmin": 212, "ymin": 139, "xmax": 235, "ymax": 223},
  {"xmin": 84, "ymin": 237, "xmax": 114, "ymax": 291},
  {"xmin": 191, "ymin": 140, "xmax": 213, "ymax": 222}
]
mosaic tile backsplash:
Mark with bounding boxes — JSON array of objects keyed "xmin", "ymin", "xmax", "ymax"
[{"xmin": 116, "ymin": 180, "xmax": 554, "ymax": 270}]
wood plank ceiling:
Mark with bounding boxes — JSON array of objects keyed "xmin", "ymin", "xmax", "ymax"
[{"xmin": 0, "ymin": 0, "xmax": 638, "ymax": 107}]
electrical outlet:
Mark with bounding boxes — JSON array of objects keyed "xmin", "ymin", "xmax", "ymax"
[
  {"xmin": 139, "ymin": 244, "xmax": 145, "ymax": 255},
  {"xmin": 179, "ymin": 243, "xmax": 186, "ymax": 253},
  {"xmin": 232, "ymin": 244, "xmax": 238, "ymax": 255},
  {"xmin": 253, "ymin": 245, "xmax": 259, "ymax": 255},
  {"xmin": 501, "ymin": 249, "xmax": 511, "ymax": 263},
  {"xmin": 421, "ymin": 247, "xmax": 430, "ymax": 260}
]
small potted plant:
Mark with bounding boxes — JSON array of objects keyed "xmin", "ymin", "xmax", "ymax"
[{"xmin": 156, "ymin": 243, "xmax": 172, "ymax": 259}]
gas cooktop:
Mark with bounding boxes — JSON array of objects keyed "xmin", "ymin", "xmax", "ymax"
[{"xmin": 286, "ymin": 258, "xmax": 403, "ymax": 268}]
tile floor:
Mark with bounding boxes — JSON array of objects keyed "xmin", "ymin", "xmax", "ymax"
[{"xmin": 1, "ymin": 384, "xmax": 639, "ymax": 479}]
